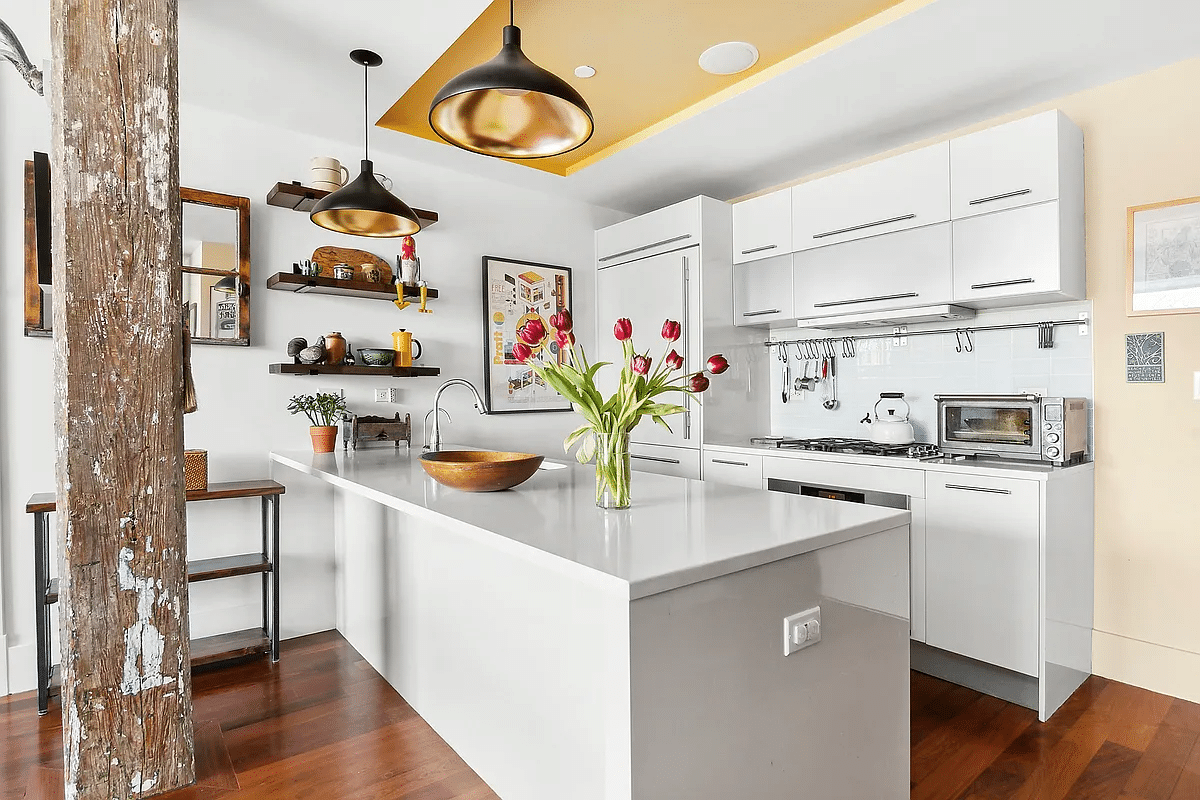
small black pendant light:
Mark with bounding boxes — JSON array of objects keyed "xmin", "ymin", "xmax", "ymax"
[
  {"xmin": 429, "ymin": 0, "xmax": 593, "ymax": 159},
  {"xmin": 311, "ymin": 49, "xmax": 421, "ymax": 238}
]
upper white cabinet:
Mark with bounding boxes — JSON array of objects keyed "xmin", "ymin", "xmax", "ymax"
[
  {"xmin": 950, "ymin": 110, "xmax": 1081, "ymax": 220},
  {"xmin": 596, "ymin": 201, "xmax": 701, "ymax": 267},
  {"xmin": 732, "ymin": 188, "xmax": 792, "ymax": 264},
  {"xmin": 734, "ymin": 253, "xmax": 794, "ymax": 326},
  {"xmin": 793, "ymin": 223, "xmax": 953, "ymax": 320},
  {"xmin": 791, "ymin": 142, "xmax": 951, "ymax": 251}
]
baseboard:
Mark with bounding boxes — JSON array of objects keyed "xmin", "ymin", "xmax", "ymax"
[
  {"xmin": 6, "ymin": 641, "xmax": 36, "ymax": 696},
  {"xmin": 911, "ymin": 641, "xmax": 1039, "ymax": 711},
  {"xmin": 1093, "ymin": 630, "xmax": 1200, "ymax": 704},
  {"xmin": 0, "ymin": 635, "xmax": 7, "ymax": 696}
]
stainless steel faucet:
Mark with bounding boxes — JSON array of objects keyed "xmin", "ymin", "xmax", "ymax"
[{"xmin": 426, "ymin": 379, "xmax": 487, "ymax": 451}]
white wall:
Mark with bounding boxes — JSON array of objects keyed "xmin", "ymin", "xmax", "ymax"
[{"xmin": 0, "ymin": 4, "xmax": 624, "ymax": 694}]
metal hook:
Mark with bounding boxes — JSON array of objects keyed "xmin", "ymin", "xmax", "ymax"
[
  {"xmin": 955, "ymin": 329, "xmax": 964, "ymax": 353},
  {"xmin": 964, "ymin": 329, "xmax": 974, "ymax": 353}
]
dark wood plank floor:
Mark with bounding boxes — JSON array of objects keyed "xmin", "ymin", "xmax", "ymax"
[{"xmin": 4, "ymin": 632, "xmax": 1200, "ymax": 799}]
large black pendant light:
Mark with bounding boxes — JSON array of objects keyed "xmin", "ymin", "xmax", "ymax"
[
  {"xmin": 429, "ymin": 0, "xmax": 593, "ymax": 159},
  {"xmin": 311, "ymin": 49, "xmax": 421, "ymax": 238}
]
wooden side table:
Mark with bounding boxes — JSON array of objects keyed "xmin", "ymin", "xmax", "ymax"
[{"xmin": 27, "ymin": 479, "xmax": 285, "ymax": 715}]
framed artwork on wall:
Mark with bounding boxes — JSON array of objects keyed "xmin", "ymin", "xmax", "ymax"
[
  {"xmin": 1127, "ymin": 195, "xmax": 1200, "ymax": 316},
  {"xmin": 481, "ymin": 256, "xmax": 574, "ymax": 414}
]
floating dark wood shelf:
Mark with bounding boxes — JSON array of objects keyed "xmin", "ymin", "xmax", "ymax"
[
  {"xmin": 270, "ymin": 363, "xmax": 441, "ymax": 378},
  {"xmin": 266, "ymin": 272, "xmax": 440, "ymax": 301},
  {"xmin": 266, "ymin": 182, "xmax": 439, "ymax": 227}
]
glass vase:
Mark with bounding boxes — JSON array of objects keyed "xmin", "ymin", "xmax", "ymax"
[{"xmin": 594, "ymin": 431, "xmax": 632, "ymax": 509}]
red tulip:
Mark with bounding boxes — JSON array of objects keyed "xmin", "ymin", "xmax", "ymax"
[
  {"xmin": 689, "ymin": 373, "xmax": 710, "ymax": 393},
  {"xmin": 512, "ymin": 342, "xmax": 533, "ymax": 362},
  {"xmin": 661, "ymin": 319, "xmax": 681, "ymax": 342},
  {"xmin": 706, "ymin": 354, "xmax": 730, "ymax": 375},
  {"xmin": 631, "ymin": 354, "xmax": 652, "ymax": 375},
  {"xmin": 665, "ymin": 349, "xmax": 684, "ymax": 370},
  {"xmin": 550, "ymin": 309, "xmax": 573, "ymax": 333},
  {"xmin": 613, "ymin": 318, "xmax": 633, "ymax": 341},
  {"xmin": 517, "ymin": 318, "xmax": 546, "ymax": 346},
  {"xmin": 554, "ymin": 328, "xmax": 575, "ymax": 348}
]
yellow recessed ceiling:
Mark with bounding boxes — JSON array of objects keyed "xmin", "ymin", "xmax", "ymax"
[{"xmin": 380, "ymin": 0, "xmax": 912, "ymax": 176}]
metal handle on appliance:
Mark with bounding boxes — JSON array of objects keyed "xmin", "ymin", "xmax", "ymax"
[
  {"xmin": 631, "ymin": 454, "xmax": 681, "ymax": 465},
  {"xmin": 970, "ymin": 277, "xmax": 1035, "ymax": 290},
  {"xmin": 742, "ymin": 308, "xmax": 781, "ymax": 317},
  {"xmin": 598, "ymin": 234, "xmax": 692, "ymax": 263},
  {"xmin": 813, "ymin": 292, "xmax": 918, "ymax": 309},
  {"xmin": 711, "ymin": 459, "xmax": 749, "ymax": 467},
  {"xmin": 968, "ymin": 188, "xmax": 1032, "ymax": 206},
  {"xmin": 682, "ymin": 256, "xmax": 691, "ymax": 441},
  {"xmin": 944, "ymin": 483, "xmax": 1012, "ymax": 495},
  {"xmin": 813, "ymin": 213, "xmax": 916, "ymax": 239},
  {"xmin": 933, "ymin": 394, "xmax": 1042, "ymax": 402},
  {"xmin": 740, "ymin": 244, "xmax": 778, "ymax": 255}
]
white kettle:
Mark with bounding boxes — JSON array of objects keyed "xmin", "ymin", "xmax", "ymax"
[{"xmin": 863, "ymin": 393, "xmax": 916, "ymax": 445}]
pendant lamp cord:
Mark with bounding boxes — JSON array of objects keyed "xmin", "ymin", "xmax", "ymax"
[
  {"xmin": 363, "ymin": 60, "xmax": 370, "ymax": 161},
  {"xmin": 510, "ymin": 0, "xmax": 514, "ymax": 26}
]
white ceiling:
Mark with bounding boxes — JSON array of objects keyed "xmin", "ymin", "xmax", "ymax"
[{"xmin": 180, "ymin": 0, "xmax": 1200, "ymax": 215}]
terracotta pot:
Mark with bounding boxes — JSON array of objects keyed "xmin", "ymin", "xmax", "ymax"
[
  {"xmin": 309, "ymin": 425, "xmax": 338, "ymax": 453},
  {"xmin": 323, "ymin": 332, "xmax": 347, "ymax": 365}
]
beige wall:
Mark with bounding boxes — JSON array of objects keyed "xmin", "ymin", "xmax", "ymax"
[{"xmin": 742, "ymin": 57, "xmax": 1200, "ymax": 702}]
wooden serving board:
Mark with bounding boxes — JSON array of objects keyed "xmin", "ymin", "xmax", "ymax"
[{"xmin": 311, "ymin": 246, "xmax": 393, "ymax": 283}]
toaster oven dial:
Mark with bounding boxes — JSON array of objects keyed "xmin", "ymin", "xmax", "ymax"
[
  {"xmin": 1045, "ymin": 445, "xmax": 1061, "ymax": 459},
  {"xmin": 1045, "ymin": 432, "xmax": 1061, "ymax": 444},
  {"xmin": 1043, "ymin": 422, "xmax": 1054, "ymax": 432}
]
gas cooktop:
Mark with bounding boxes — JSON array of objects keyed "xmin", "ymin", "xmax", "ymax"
[{"xmin": 749, "ymin": 437, "xmax": 941, "ymax": 459}]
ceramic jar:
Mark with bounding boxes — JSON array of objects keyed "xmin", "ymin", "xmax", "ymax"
[{"xmin": 323, "ymin": 332, "xmax": 347, "ymax": 365}]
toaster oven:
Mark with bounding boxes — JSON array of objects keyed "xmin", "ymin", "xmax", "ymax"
[{"xmin": 934, "ymin": 394, "xmax": 1088, "ymax": 465}]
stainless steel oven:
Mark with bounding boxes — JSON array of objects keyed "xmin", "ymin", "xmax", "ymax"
[
  {"xmin": 934, "ymin": 394, "xmax": 1087, "ymax": 465},
  {"xmin": 765, "ymin": 478, "xmax": 909, "ymax": 511}
]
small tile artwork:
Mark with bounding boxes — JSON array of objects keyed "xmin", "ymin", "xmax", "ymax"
[{"xmin": 1126, "ymin": 332, "xmax": 1165, "ymax": 383}]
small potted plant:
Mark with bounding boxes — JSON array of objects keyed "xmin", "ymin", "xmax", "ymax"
[{"xmin": 287, "ymin": 392, "xmax": 348, "ymax": 453}]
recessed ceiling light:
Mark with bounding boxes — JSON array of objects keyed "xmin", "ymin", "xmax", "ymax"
[
  {"xmin": 698, "ymin": 41, "xmax": 759, "ymax": 75},
  {"xmin": 574, "ymin": 65, "xmax": 596, "ymax": 79}
]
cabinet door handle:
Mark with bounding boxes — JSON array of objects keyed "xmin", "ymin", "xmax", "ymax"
[
  {"xmin": 944, "ymin": 483, "xmax": 1012, "ymax": 495},
  {"xmin": 970, "ymin": 277, "xmax": 1035, "ymax": 290},
  {"xmin": 742, "ymin": 308, "xmax": 781, "ymax": 317},
  {"xmin": 740, "ymin": 244, "xmax": 778, "ymax": 255},
  {"xmin": 632, "ymin": 454, "xmax": 682, "ymax": 465},
  {"xmin": 968, "ymin": 188, "xmax": 1032, "ymax": 206},
  {"xmin": 711, "ymin": 459, "xmax": 749, "ymax": 466},
  {"xmin": 813, "ymin": 213, "xmax": 916, "ymax": 240},
  {"xmin": 599, "ymin": 234, "xmax": 692, "ymax": 263},
  {"xmin": 812, "ymin": 292, "xmax": 918, "ymax": 309}
]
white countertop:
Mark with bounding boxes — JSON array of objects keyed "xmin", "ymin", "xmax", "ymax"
[
  {"xmin": 271, "ymin": 447, "xmax": 909, "ymax": 600},
  {"xmin": 705, "ymin": 439, "xmax": 1094, "ymax": 481}
]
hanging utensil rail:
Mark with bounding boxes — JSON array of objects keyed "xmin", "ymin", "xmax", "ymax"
[{"xmin": 764, "ymin": 315, "xmax": 1087, "ymax": 354}]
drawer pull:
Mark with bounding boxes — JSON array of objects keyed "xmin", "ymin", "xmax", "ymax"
[
  {"xmin": 742, "ymin": 309, "xmax": 781, "ymax": 317},
  {"xmin": 599, "ymin": 234, "xmax": 692, "ymax": 263},
  {"xmin": 632, "ymin": 454, "xmax": 681, "ymax": 465},
  {"xmin": 813, "ymin": 292, "xmax": 918, "ymax": 309},
  {"xmin": 740, "ymin": 244, "xmax": 778, "ymax": 255},
  {"xmin": 968, "ymin": 188, "xmax": 1032, "ymax": 206},
  {"xmin": 970, "ymin": 277, "xmax": 1035, "ymax": 290},
  {"xmin": 944, "ymin": 483, "xmax": 1012, "ymax": 495},
  {"xmin": 711, "ymin": 459, "xmax": 749, "ymax": 467},
  {"xmin": 813, "ymin": 213, "xmax": 916, "ymax": 239}
]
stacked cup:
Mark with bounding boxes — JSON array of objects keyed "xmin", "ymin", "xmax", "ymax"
[{"xmin": 310, "ymin": 157, "xmax": 350, "ymax": 192}]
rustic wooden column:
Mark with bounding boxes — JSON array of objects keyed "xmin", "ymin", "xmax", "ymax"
[{"xmin": 49, "ymin": 1, "xmax": 195, "ymax": 798}]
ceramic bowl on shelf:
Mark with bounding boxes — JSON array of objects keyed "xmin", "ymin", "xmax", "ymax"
[{"xmin": 357, "ymin": 348, "xmax": 396, "ymax": 367}]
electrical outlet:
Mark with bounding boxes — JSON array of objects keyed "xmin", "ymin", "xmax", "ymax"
[
  {"xmin": 374, "ymin": 388, "xmax": 389, "ymax": 403},
  {"xmin": 374, "ymin": 387, "xmax": 400, "ymax": 403},
  {"xmin": 892, "ymin": 325, "xmax": 908, "ymax": 347},
  {"xmin": 319, "ymin": 387, "xmax": 345, "ymax": 399},
  {"xmin": 783, "ymin": 606, "xmax": 821, "ymax": 656}
]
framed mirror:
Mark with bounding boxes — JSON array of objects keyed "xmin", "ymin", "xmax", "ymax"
[{"xmin": 23, "ymin": 153, "xmax": 252, "ymax": 346}]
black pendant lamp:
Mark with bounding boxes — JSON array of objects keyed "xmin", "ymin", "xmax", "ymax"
[
  {"xmin": 311, "ymin": 49, "xmax": 421, "ymax": 238},
  {"xmin": 429, "ymin": 0, "xmax": 593, "ymax": 159}
]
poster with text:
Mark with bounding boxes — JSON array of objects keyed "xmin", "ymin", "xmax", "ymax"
[{"xmin": 482, "ymin": 256, "xmax": 573, "ymax": 413}]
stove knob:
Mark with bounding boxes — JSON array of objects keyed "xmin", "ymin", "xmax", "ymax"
[
  {"xmin": 1045, "ymin": 445, "xmax": 1061, "ymax": 459},
  {"xmin": 1045, "ymin": 432, "xmax": 1060, "ymax": 444}
]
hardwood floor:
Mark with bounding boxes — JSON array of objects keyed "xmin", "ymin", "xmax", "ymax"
[{"xmin": 4, "ymin": 632, "xmax": 1199, "ymax": 799}]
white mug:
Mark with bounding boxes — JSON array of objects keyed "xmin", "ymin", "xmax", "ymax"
[{"xmin": 310, "ymin": 157, "xmax": 349, "ymax": 188}]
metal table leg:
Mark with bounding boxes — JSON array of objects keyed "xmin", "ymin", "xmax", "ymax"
[
  {"xmin": 34, "ymin": 510, "xmax": 50, "ymax": 715},
  {"xmin": 271, "ymin": 495, "xmax": 280, "ymax": 662}
]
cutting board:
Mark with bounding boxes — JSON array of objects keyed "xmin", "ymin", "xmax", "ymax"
[{"xmin": 311, "ymin": 246, "xmax": 393, "ymax": 282}]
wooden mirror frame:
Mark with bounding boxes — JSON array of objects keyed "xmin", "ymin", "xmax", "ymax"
[{"xmin": 23, "ymin": 159, "xmax": 252, "ymax": 346}]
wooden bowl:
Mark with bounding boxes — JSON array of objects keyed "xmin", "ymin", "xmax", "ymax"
[{"xmin": 419, "ymin": 450, "xmax": 544, "ymax": 492}]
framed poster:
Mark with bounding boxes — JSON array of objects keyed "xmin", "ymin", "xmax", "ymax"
[
  {"xmin": 482, "ymin": 256, "xmax": 574, "ymax": 414},
  {"xmin": 1128, "ymin": 195, "xmax": 1200, "ymax": 316}
]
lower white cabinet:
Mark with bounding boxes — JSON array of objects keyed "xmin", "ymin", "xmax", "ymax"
[
  {"xmin": 702, "ymin": 450, "xmax": 763, "ymax": 488},
  {"xmin": 733, "ymin": 254, "xmax": 794, "ymax": 327},
  {"xmin": 629, "ymin": 442, "xmax": 701, "ymax": 480},
  {"xmin": 924, "ymin": 474, "xmax": 1041, "ymax": 677}
]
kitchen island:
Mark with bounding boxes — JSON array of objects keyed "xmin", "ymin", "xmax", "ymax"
[{"xmin": 271, "ymin": 447, "xmax": 911, "ymax": 800}]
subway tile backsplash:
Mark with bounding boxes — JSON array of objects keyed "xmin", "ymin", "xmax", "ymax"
[{"xmin": 768, "ymin": 301, "xmax": 1095, "ymax": 449}]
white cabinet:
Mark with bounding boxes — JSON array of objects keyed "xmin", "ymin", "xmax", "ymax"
[
  {"xmin": 734, "ymin": 254, "xmax": 794, "ymax": 327},
  {"xmin": 596, "ymin": 200, "xmax": 701, "ymax": 266},
  {"xmin": 952, "ymin": 201, "xmax": 1084, "ymax": 304},
  {"xmin": 950, "ymin": 110, "xmax": 1080, "ymax": 220},
  {"xmin": 924, "ymin": 474, "xmax": 1041, "ymax": 677},
  {"xmin": 702, "ymin": 450, "xmax": 763, "ymax": 488},
  {"xmin": 732, "ymin": 189, "xmax": 791, "ymax": 264},
  {"xmin": 630, "ymin": 443, "xmax": 702, "ymax": 480},
  {"xmin": 791, "ymin": 142, "xmax": 950, "ymax": 251},
  {"xmin": 793, "ymin": 222, "xmax": 953, "ymax": 320}
]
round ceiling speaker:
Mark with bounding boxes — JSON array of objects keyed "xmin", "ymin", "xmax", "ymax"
[{"xmin": 698, "ymin": 41, "xmax": 760, "ymax": 75}]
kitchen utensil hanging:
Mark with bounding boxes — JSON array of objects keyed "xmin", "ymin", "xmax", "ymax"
[{"xmin": 765, "ymin": 315, "xmax": 1085, "ymax": 355}]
